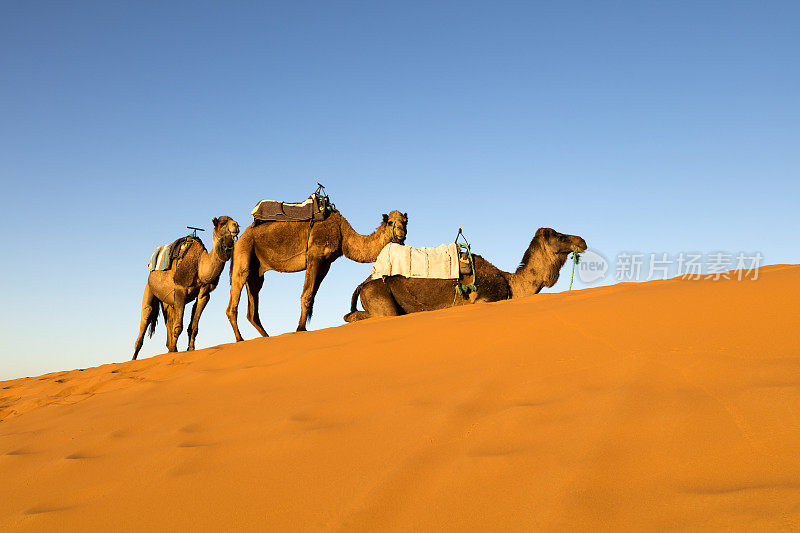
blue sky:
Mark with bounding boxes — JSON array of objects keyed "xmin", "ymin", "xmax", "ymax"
[{"xmin": 1, "ymin": 1, "xmax": 797, "ymax": 379}]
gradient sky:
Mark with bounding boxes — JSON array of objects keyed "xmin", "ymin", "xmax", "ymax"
[{"xmin": 1, "ymin": 1, "xmax": 798, "ymax": 380}]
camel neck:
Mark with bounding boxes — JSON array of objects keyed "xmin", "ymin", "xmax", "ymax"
[
  {"xmin": 339, "ymin": 213, "xmax": 390, "ymax": 263},
  {"xmin": 198, "ymin": 237, "xmax": 229, "ymax": 284},
  {"xmin": 507, "ymin": 238, "xmax": 568, "ymax": 298}
]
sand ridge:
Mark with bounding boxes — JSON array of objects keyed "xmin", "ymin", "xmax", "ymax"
[{"xmin": 1, "ymin": 265, "xmax": 799, "ymax": 530}]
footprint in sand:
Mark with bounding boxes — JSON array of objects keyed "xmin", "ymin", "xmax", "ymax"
[
  {"xmin": 6, "ymin": 447, "xmax": 38, "ymax": 456},
  {"xmin": 178, "ymin": 441, "xmax": 216, "ymax": 448},
  {"xmin": 179, "ymin": 423, "xmax": 204, "ymax": 434},
  {"xmin": 25, "ymin": 505, "xmax": 74, "ymax": 515},
  {"xmin": 289, "ymin": 412, "xmax": 348, "ymax": 431},
  {"xmin": 468, "ymin": 446, "xmax": 525, "ymax": 458},
  {"xmin": 65, "ymin": 451, "xmax": 101, "ymax": 459},
  {"xmin": 109, "ymin": 429, "xmax": 129, "ymax": 439}
]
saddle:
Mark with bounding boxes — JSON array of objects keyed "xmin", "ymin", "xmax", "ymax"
[
  {"xmin": 371, "ymin": 243, "xmax": 473, "ymax": 280},
  {"xmin": 147, "ymin": 236, "xmax": 202, "ymax": 272},
  {"xmin": 251, "ymin": 184, "xmax": 335, "ymax": 223}
]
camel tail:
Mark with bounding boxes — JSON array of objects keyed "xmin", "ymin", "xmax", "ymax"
[
  {"xmin": 147, "ymin": 305, "xmax": 159, "ymax": 338},
  {"xmin": 350, "ymin": 277, "xmax": 370, "ymax": 313},
  {"xmin": 344, "ymin": 280, "xmax": 371, "ymax": 323}
]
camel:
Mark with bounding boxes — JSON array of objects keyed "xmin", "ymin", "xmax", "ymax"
[
  {"xmin": 133, "ymin": 216, "xmax": 240, "ymax": 360},
  {"xmin": 344, "ymin": 227, "xmax": 586, "ymax": 322},
  {"xmin": 227, "ymin": 209, "xmax": 408, "ymax": 339}
]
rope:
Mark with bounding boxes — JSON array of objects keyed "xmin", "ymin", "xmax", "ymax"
[
  {"xmin": 454, "ymin": 227, "xmax": 477, "ymax": 297},
  {"xmin": 568, "ymin": 249, "xmax": 581, "ymax": 290}
]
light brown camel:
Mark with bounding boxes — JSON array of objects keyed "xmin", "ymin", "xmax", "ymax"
[
  {"xmin": 227, "ymin": 210, "xmax": 408, "ymax": 339},
  {"xmin": 133, "ymin": 216, "xmax": 240, "ymax": 360},
  {"xmin": 344, "ymin": 227, "xmax": 586, "ymax": 322}
]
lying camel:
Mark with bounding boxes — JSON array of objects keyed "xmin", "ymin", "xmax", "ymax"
[
  {"xmin": 133, "ymin": 216, "xmax": 240, "ymax": 359},
  {"xmin": 344, "ymin": 227, "xmax": 586, "ymax": 322}
]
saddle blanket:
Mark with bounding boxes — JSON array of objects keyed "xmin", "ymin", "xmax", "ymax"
[
  {"xmin": 251, "ymin": 193, "xmax": 329, "ymax": 222},
  {"xmin": 146, "ymin": 237, "xmax": 197, "ymax": 272},
  {"xmin": 371, "ymin": 243, "xmax": 462, "ymax": 280},
  {"xmin": 147, "ymin": 243, "xmax": 175, "ymax": 271}
]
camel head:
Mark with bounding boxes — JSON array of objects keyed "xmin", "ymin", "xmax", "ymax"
[
  {"xmin": 382, "ymin": 210, "xmax": 408, "ymax": 245},
  {"xmin": 535, "ymin": 228, "xmax": 587, "ymax": 258},
  {"xmin": 211, "ymin": 216, "xmax": 240, "ymax": 259}
]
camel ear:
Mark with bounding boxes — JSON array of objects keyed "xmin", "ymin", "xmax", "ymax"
[
  {"xmin": 382, "ymin": 214, "xmax": 389, "ymax": 224},
  {"xmin": 212, "ymin": 217, "xmax": 219, "ymax": 228}
]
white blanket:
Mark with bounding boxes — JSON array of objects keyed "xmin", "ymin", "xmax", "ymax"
[{"xmin": 371, "ymin": 243, "xmax": 461, "ymax": 280}]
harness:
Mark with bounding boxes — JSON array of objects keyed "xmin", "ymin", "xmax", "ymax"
[
  {"xmin": 454, "ymin": 227, "xmax": 477, "ymax": 297},
  {"xmin": 306, "ymin": 182, "xmax": 336, "ymax": 259}
]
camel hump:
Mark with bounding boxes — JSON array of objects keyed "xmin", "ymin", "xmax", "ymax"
[{"xmin": 371, "ymin": 243, "xmax": 464, "ymax": 280}]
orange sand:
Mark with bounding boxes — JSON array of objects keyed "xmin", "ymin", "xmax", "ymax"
[{"xmin": 2, "ymin": 266, "xmax": 799, "ymax": 531}]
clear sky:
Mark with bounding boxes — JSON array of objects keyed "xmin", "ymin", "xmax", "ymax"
[{"xmin": 1, "ymin": 1, "xmax": 798, "ymax": 380}]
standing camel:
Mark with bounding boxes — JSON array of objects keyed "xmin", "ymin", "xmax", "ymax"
[
  {"xmin": 344, "ymin": 227, "xmax": 586, "ymax": 322},
  {"xmin": 133, "ymin": 216, "xmax": 240, "ymax": 360},
  {"xmin": 227, "ymin": 209, "xmax": 408, "ymax": 339}
]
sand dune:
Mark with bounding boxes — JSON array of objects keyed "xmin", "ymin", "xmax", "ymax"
[{"xmin": 2, "ymin": 265, "xmax": 799, "ymax": 531}]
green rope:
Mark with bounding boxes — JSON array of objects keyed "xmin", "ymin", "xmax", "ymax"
[
  {"xmin": 454, "ymin": 227, "xmax": 477, "ymax": 296},
  {"xmin": 568, "ymin": 249, "xmax": 581, "ymax": 290},
  {"xmin": 455, "ymin": 248, "xmax": 477, "ymax": 295}
]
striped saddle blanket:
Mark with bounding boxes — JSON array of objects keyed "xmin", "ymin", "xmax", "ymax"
[
  {"xmin": 371, "ymin": 243, "xmax": 471, "ymax": 280},
  {"xmin": 147, "ymin": 243, "xmax": 176, "ymax": 271},
  {"xmin": 147, "ymin": 237, "xmax": 196, "ymax": 271}
]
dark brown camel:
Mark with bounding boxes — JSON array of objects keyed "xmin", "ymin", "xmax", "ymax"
[
  {"xmin": 227, "ymin": 210, "xmax": 408, "ymax": 339},
  {"xmin": 133, "ymin": 216, "xmax": 240, "ymax": 359},
  {"xmin": 344, "ymin": 227, "xmax": 586, "ymax": 322}
]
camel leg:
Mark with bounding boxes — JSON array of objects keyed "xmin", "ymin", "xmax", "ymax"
[
  {"xmin": 227, "ymin": 253, "xmax": 251, "ymax": 342},
  {"xmin": 187, "ymin": 290, "xmax": 210, "ymax": 351},
  {"xmin": 162, "ymin": 303, "xmax": 174, "ymax": 352},
  {"xmin": 245, "ymin": 272, "xmax": 269, "ymax": 337},
  {"xmin": 186, "ymin": 299, "xmax": 198, "ymax": 347},
  {"xmin": 133, "ymin": 284, "xmax": 158, "ymax": 360},
  {"xmin": 297, "ymin": 257, "xmax": 332, "ymax": 332},
  {"xmin": 361, "ymin": 280, "xmax": 404, "ymax": 318},
  {"xmin": 168, "ymin": 293, "xmax": 186, "ymax": 352},
  {"xmin": 343, "ymin": 310, "xmax": 371, "ymax": 323}
]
